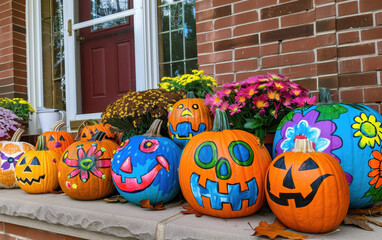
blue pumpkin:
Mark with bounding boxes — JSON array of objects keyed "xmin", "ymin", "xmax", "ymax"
[
  {"xmin": 111, "ymin": 119, "xmax": 182, "ymax": 205},
  {"xmin": 273, "ymin": 89, "xmax": 382, "ymax": 208}
]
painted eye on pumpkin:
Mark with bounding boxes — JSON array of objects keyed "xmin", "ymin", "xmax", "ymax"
[
  {"xmin": 19, "ymin": 157, "xmax": 26, "ymax": 165},
  {"xmin": 177, "ymin": 104, "xmax": 184, "ymax": 109},
  {"xmin": 59, "ymin": 136, "xmax": 65, "ymax": 141},
  {"xmin": 273, "ymin": 156, "xmax": 286, "ymax": 170},
  {"xmin": 195, "ymin": 141, "xmax": 218, "ymax": 169},
  {"xmin": 298, "ymin": 158, "xmax": 319, "ymax": 171},
  {"xmin": 139, "ymin": 139, "xmax": 159, "ymax": 153},
  {"xmin": 30, "ymin": 157, "xmax": 41, "ymax": 166},
  {"xmin": 192, "ymin": 104, "xmax": 199, "ymax": 109},
  {"xmin": 82, "ymin": 133, "xmax": 87, "ymax": 138},
  {"xmin": 229, "ymin": 141, "xmax": 254, "ymax": 166},
  {"xmin": 49, "ymin": 136, "xmax": 55, "ymax": 141}
]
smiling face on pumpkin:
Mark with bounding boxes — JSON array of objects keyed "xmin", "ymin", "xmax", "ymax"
[{"xmin": 111, "ymin": 135, "xmax": 182, "ymax": 205}]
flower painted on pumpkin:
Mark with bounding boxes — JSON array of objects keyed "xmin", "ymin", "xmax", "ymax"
[
  {"xmin": 0, "ymin": 152, "xmax": 23, "ymax": 170},
  {"xmin": 352, "ymin": 113, "xmax": 382, "ymax": 149},
  {"xmin": 368, "ymin": 148, "xmax": 382, "ymax": 189},
  {"xmin": 228, "ymin": 103, "xmax": 242, "ymax": 115},
  {"xmin": 62, "ymin": 143, "xmax": 111, "ymax": 183}
]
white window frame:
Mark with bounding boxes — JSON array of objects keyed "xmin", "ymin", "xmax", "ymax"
[{"xmin": 27, "ymin": 0, "xmax": 160, "ymax": 132}]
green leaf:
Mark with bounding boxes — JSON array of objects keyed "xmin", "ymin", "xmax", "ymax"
[
  {"xmin": 277, "ymin": 111, "xmax": 296, "ymax": 130},
  {"xmin": 316, "ymin": 104, "xmax": 348, "ymax": 121},
  {"xmin": 363, "ymin": 184, "xmax": 382, "ymax": 203},
  {"xmin": 244, "ymin": 121, "xmax": 263, "ymax": 130}
]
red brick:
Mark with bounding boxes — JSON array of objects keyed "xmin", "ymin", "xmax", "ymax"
[
  {"xmin": 316, "ymin": 18, "xmax": 336, "ymax": 32},
  {"xmin": 282, "ymin": 64, "xmax": 317, "ymax": 79},
  {"xmin": 3, "ymin": 223, "xmax": 27, "ymax": 237},
  {"xmin": 27, "ymin": 228, "xmax": 64, "ymax": 240},
  {"xmin": 195, "ymin": 0, "xmax": 212, "ymax": 11},
  {"xmin": 363, "ymin": 56, "xmax": 382, "ymax": 71},
  {"xmin": 212, "ymin": 0, "xmax": 237, "ymax": 7},
  {"xmin": 364, "ymin": 87, "xmax": 382, "ymax": 102},
  {"xmin": 234, "ymin": 59, "xmax": 258, "ymax": 71},
  {"xmin": 360, "ymin": 0, "xmax": 382, "ymax": 12},
  {"xmin": 196, "ymin": 5, "xmax": 231, "ymax": 22},
  {"xmin": 198, "ymin": 51, "xmax": 232, "ymax": 65},
  {"xmin": 338, "ymin": 31, "xmax": 360, "ymax": 44},
  {"xmin": 295, "ymin": 78, "xmax": 317, "ymax": 91},
  {"xmin": 198, "ymin": 43, "xmax": 213, "ymax": 54},
  {"xmin": 365, "ymin": 104, "xmax": 380, "ymax": 112},
  {"xmin": 0, "ymin": 221, "xmax": 3, "ymax": 232},
  {"xmin": 362, "ymin": 27, "xmax": 382, "ymax": 41},
  {"xmin": 339, "ymin": 59, "xmax": 361, "ymax": 74},
  {"xmin": 316, "ymin": 4, "xmax": 336, "ymax": 19},
  {"xmin": 338, "ymin": 43, "xmax": 375, "ymax": 58},
  {"xmin": 235, "ymin": 46, "xmax": 260, "ymax": 60},
  {"xmin": 262, "ymin": 51, "xmax": 315, "ymax": 68},
  {"xmin": 261, "ymin": 0, "xmax": 313, "ymax": 20},
  {"xmin": 261, "ymin": 24, "xmax": 314, "ymax": 44},
  {"xmin": 260, "ymin": 43, "xmax": 279, "ymax": 56},
  {"xmin": 338, "ymin": 1, "xmax": 358, "ymax": 16},
  {"xmin": 378, "ymin": 41, "xmax": 382, "ymax": 55},
  {"xmin": 281, "ymin": 11, "xmax": 315, "ymax": 27},
  {"xmin": 214, "ymin": 35, "xmax": 259, "ymax": 51},
  {"xmin": 214, "ymin": 11, "xmax": 258, "ymax": 29},
  {"xmin": 234, "ymin": 0, "xmax": 277, "ymax": 13},
  {"xmin": 317, "ymin": 47, "xmax": 337, "ymax": 61},
  {"xmin": 197, "ymin": 29, "xmax": 231, "ymax": 43},
  {"xmin": 282, "ymin": 37, "xmax": 316, "ymax": 53},
  {"xmin": 0, "ymin": 233, "xmax": 16, "ymax": 240},
  {"xmin": 377, "ymin": 12, "xmax": 382, "ymax": 26},
  {"xmin": 316, "ymin": 33, "xmax": 336, "ymax": 47},
  {"xmin": 233, "ymin": 19, "xmax": 278, "ymax": 37},
  {"xmin": 317, "ymin": 61, "xmax": 338, "ymax": 75},
  {"xmin": 196, "ymin": 21, "xmax": 213, "ymax": 33},
  {"xmin": 340, "ymin": 89, "xmax": 363, "ymax": 103},
  {"xmin": 199, "ymin": 65, "xmax": 214, "ymax": 75},
  {"xmin": 216, "ymin": 62, "xmax": 233, "ymax": 74},
  {"xmin": 236, "ymin": 70, "xmax": 279, "ymax": 81},
  {"xmin": 336, "ymin": 14, "xmax": 373, "ymax": 31},
  {"xmin": 339, "ymin": 72, "xmax": 378, "ymax": 87},
  {"xmin": 316, "ymin": 0, "xmax": 335, "ymax": 4},
  {"xmin": 318, "ymin": 75, "xmax": 338, "ymax": 88},
  {"xmin": 215, "ymin": 73, "xmax": 234, "ymax": 85}
]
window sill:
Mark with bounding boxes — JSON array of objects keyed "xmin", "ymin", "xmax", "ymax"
[{"xmin": 0, "ymin": 189, "xmax": 381, "ymax": 240}]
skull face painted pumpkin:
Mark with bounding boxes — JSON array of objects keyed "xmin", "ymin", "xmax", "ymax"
[
  {"xmin": 168, "ymin": 92, "xmax": 213, "ymax": 148},
  {"xmin": 111, "ymin": 119, "xmax": 182, "ymax": 205},
  {"xmin": 266, "ymin": 139, "xmax": 350, "ymax": 233},
  {"xmin": 38, "ymin": 120, "xmax": 74, "ymax": 156},
  {"xmin": 0, "ymin": 129, "xmax": 35, "ymax": 188},
  {"xmin": 179, "ymin": 109, "xmax": 271, "ymax": 218},
  {"xmin": 15, "ymin": 136, "xmax": 59, "ymax": 194}
]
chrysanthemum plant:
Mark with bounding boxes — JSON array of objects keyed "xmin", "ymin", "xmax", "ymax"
[
  {"xmin": 205, "ymin": 73, "xmax": 317, "ymax": 141},
  {"xmin": 0, "ymin": 98, "xmax": 35, "ymax": 122},
  {"xmin": 158, "ymin": 69, "xmax": 217, "ymax": 98}
]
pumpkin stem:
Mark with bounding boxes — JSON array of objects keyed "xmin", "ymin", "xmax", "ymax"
[
  {"xmin": 186, "ymin": 91, "xmax": 196, "ymax": 98},
  {"xmin": 90, "ymin": 131, "xmax": 106, "ymax": 141},
  {"xmin": 51, "ymin": 120, "xmax": 66, "ymax": 131},
  {"xmin": 36, "ymin": 135, "xmax": 48, "ymax": 151},
  {"xmin": 143, "ymin": 119, "xmax": 163, "ymax": 137},
  {"xmin": 293, "ymin": 139, "xmax": 316, "ymax": 153},
  {"xmin": 11, "ymin": 128, "xmax": 25, "ymax": 142},
  {"xmin": 318, "ymin": 88, "xmax": 333, "ymax": 104},
  {"xmin": 212, "ymin": 109, "xmax": 230, "ymax": 132}
]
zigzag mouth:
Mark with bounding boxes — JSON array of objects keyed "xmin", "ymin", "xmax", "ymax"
[
  {"xmin": 190, "ymin": 173, "xmax": 258, "ymax": 211},
  {"xmin": 16, "ymin": 175, "xmax": 46, "ymax": 185}
]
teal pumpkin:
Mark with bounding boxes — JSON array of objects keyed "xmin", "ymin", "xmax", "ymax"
[
  {"xmin": 273, "ymin": 88, "xmax": 382, "ymax": 208},
  {"xmin": 111, "ymin": 119, "xmax": 182, "ymax": 205}
]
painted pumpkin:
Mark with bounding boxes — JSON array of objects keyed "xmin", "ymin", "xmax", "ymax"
[
  {"xmin": 38, "ymin": 120, "xmax": 75, "ymax": 156},
  {"xmin": 179, "ymin": 109, "xmax": 272, "ymax": 218},
  {"xmin": 273, "ymin": 88, "xmax": 382, "ymax": 208},
  {"xmin": 168, "ymin": 92, "xmax": 213, "ymax": 148},
  {"xmin": 111, "ymin": 119, "xmax": 182, "ymax": 205},
  {"xmin": 58, "ymin": 131, "xmax": 118, "ymax": 200},
  {"xmin": 79, "ymin": 120, "xmax": 118, "ymax": 143},
  {"xmin": 266, "ymin": 139, "xmax": 350, "ymax": 233},
  {"xmin": 0, "ymin": 128, "xmax": 35, "ymax": 188},
  {"xmin": 15, "ymin": 135, "xmax": 59, "ymax": 194}
]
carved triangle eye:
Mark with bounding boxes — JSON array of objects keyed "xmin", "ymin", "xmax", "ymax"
[
  {"xmin": 298, "ymin": 158, "xmax": 319, "ymax": 171},
  {"xmin": 49, "ymin": 135, "xmax": 55, "ymax": 141},
  {"xmin": 273, "ymin": 156, "xmax": 286, "ymax": 170}
]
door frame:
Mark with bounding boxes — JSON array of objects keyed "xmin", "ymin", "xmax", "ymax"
[{"xmin": 27, "ymin": 0, "xmax": 160, "ymax": 132}]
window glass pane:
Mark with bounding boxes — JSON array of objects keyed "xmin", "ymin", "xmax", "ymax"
[
  {"xmin": 185, "ymin": 60, "xmax": 198, "ymax": 74},
  {"xmin": 172, "ymin": 62, "xmax": 185, "ymax": 76},
  {"xmin": 184, "ymin": 2, "xmax": 196, "ymax": 58},
  {"xmin": 91, "ymin": 0, "xmax": 130, "ymax": 31},
  {"xmin": 171, "ymin": 30, "xmax": 184, "ymax": 61},
  {"xmin": 158, "ymin": 6, "xmax": 169, "ymax": 32},
  {"xmin": 158, "ymin": 33, "xmax": 170, "ymax": 62},
  {"xmin": 170, "ymin": 2, "xmax": 183, "ymax": 30}
]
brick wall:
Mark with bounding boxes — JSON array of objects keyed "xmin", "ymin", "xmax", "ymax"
[
  {"xmin": 0, "ymin": 222, "xmax": 85, "ymax": 240},
  {"xmin": 0, "ymin": 0, "xmax": 27, "ymax": 99},
  {"xmin": 195, "ymin": 0, "xmax": 382, "ymax": 112}
]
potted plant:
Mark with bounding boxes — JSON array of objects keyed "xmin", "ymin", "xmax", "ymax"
[
  {"xmin": 0, "ymin": 98, "xmax": 35, "ymax": 122},
  {"xmin": 0, "ymin": 107, "xmax": 23, "ymax": 141}
]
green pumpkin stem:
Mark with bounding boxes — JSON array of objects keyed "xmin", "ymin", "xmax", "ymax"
[
  {"xmin": 293, "ymin": 139, "xmax": 315, "ymax": 153},
  {"xmin": 212, "ymin": 109, "xmax": 230, "ymax": 132},
  {"xmin": 186, "ymin": 91, "xmax": 196, "ymax": 99},
  {"xmin": 51, "ymin": 120, "xmax": 66, "ymax": 131},
  {"xmin": 90, "ymin": 131, "xmax": 106, "ymax": 141},
  {"xmin": 143, "ymin": 119, "xmax": 163, "ymax": 137},
  {"xmin": 318, "ymin": 88, "xmax": 333, "ymax": 104},
  {"xmin": 36, "ymin": 135, "xmax": 49, "ymax": 151},
  {"xmin": 11, "ymin": 128, "xmax": 25, "ymax": 142}
]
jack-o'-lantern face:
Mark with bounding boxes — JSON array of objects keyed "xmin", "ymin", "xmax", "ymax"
[
  {"xmin": 179, "ymin": 130, "xmax": 271, "ymax": 218},
  {"xmin": 39, "ymin": 131, "xmax": 74, "ymax": 156},
  {"xmin": 80, "ymin": 124, "xmax": 118, "ymax": 142},
  {"xmin": 168, "ymin": 98, "xmax": 213, "ymax": 148},
  {"xmin": 111, "ymin": 135, "xmax": 182, "ymax": 205}
]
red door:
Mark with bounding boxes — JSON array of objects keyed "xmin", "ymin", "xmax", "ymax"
[{"xmin": 79, "ymin": 0, "xmax": 135, "ymax": 114}]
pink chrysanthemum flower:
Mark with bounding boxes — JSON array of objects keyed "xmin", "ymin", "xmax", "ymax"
[
  {"xmin": 252, "ymin": 96, "xmax": 269, "ymax": 109},
  {"xmin": 267, "ymin": 89, "xmax": 281, "ymax": 101},
  {"xmin": 219, "ymin": 101, "xmax": 230, "ymax": 111},
  {"xmin": 228, "ymin": 103, "xmax": 242, "ymax": 115}
]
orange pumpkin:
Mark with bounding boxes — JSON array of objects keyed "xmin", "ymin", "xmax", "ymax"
[
  {"xmin": 179, "ymin": 109, "xmax": 271, "ymax": 218},
  {"xmin": 78, "ymin": 120, "xmax": 118, "ymax": 143},
  {"xmin": 168, "ymin": 92, "xmax": 213, "ymax": 148},
  {"xmin": 15, "ymin": 135, "xmax": 59, "ymax": 194},
  {"xmin": 58, "ymin": 131, "xmax": 118, "ymax": 200},
  {"xmin": 0, "ymin": 128, "xmax": 35, "ymax": 188},
  {"xmin": 38, "ymin": 120, "xmax": 74, "ymax": 156},
  {"xmin": 266, "ymin": 139, "xmax": 350, "ymax": 233}
]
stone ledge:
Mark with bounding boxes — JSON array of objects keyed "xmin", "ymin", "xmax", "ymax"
[{"xmin": 0, "ymin": 189, "xmax": 382, "ymax": 240}]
